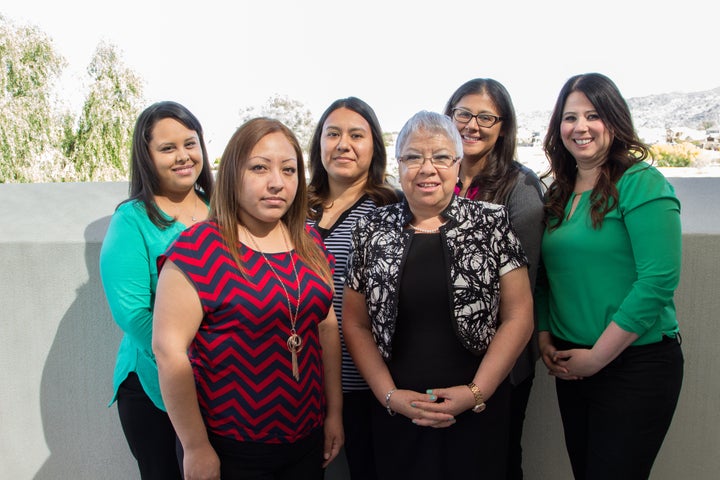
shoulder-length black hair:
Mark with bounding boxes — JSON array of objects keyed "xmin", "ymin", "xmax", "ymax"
[
  {"xmin": 444, "ymin": 78, "xmax": 519, "ymax": 204},
  {"xmin": 307, "ymin": 97, "xmax": 398, "ymax": 218},
  {"xmin": 123, "ymin": 100, "xmax": 214, "ymax": 228}
]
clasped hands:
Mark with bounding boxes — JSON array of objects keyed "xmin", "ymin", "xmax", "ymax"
[
  {"xmin": 540, "ymin": 342, "xmax": 605, "ymax": 380},
  {"xmin": 387, "ymin": 385, "xmax": 477, "ymax": 428}
]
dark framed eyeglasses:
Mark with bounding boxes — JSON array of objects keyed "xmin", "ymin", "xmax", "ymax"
[
  {"xmin": 451, "ymin": 108, "xmax": 503, "ymax": 128},
  {"xmin": 397, "ymin": 153, "xmax": 461, "ymax": 169}
]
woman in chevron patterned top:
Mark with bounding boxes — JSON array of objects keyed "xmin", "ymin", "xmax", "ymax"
[
  {"xmin": 153, "ymin": 117, "xmax": 343, "ymax": 479},
  {"xmin": 306, "ymin": 97, "xmax": 399, "ymax": 480}
]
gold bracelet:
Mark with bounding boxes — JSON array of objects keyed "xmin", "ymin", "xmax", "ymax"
[
  {"xmin": 385, "ymin": 388, "xmax": 397, "ymax": 416},
  {"xmin": 467, "ymin": 383, "xmax": 486, "ymax": 413}
]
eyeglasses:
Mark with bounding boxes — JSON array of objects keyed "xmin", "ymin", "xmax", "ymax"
[
  {"xmin": 397, "ymin": 153, "xmax": 460, "ymax": 169},
  {"xmin": 451, "ymin": 108, "xmax": 503, "ymax": 128}
]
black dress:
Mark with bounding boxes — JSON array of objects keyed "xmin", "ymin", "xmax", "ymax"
[{"xmin": 372, "ymin": 233, "xmax": 511, "ymax": 479}]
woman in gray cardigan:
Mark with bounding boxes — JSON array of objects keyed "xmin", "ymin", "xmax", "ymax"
[{"xmin": 444, "ymin": 78, "xmax": 545, "ymax": 480}]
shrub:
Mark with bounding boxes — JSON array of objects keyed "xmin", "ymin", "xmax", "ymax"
[{"xmin": 649, "ymin": 143, "xmax": 700, "ymax": 167}]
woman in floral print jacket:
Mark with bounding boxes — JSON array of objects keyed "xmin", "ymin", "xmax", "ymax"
[{"xmin": 342, "ymin": 110, "xmax": 533, "ymax": 479}]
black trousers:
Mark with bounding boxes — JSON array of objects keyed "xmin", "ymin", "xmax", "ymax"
[
  {"xmin": 506, "ymin": 372, "xmax": 534, "ymax": 480},
  {"xmin": 189, "ymin": 428, "xmax": 324, "ymax": 480},
  {"xmin": 342, "ymin": 389, "xmax": 378, "ymax": 480},
  {"xmin": 117, "ymin": 372, "xmax": 182, "ymax": 479},
  {"xmin": 554, "ymin": 336, "xmax": 683, "ymax": 480}
]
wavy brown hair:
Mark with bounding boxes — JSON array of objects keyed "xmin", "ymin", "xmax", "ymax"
[
  {"xmin": 542, "ymin": 73, "xmax": 650, "ymax": 230},
  {"xmin": 443, "ymin": 78, "xmax": 519, "ymax": 204},
  {"xmin": 211, "ymin": 117, "xmax": 331, "ymax": 285}
]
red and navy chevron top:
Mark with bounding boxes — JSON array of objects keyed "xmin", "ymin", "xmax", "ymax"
[{"xmin": 160, "ymin": 221, "xmax": 334, "ymax": 444}]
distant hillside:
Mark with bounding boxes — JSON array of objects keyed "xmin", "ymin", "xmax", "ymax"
[
  {"xmin": 628, "ymin": 87, "xmax": 720, "ymax": 129},
  {"xmin": 517, "ymin": 86, "xmax": 720, "ymax": 136}
]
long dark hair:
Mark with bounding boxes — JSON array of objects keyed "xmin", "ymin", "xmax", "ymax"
[
  {"xmin": 123, "ymin": 101, "xmax": 214, "ymax": 228},
  {"xmin": 307, "ymin": 97, "xmax": 398, "ymax": 219},
  {"xmin": 211, "ymin": 117, "xmax": 331, "ymax": 285},
  {"xmin": 542, "ymin": 73, "xmax": 649, "ymax": 230},
  {"xmin": 444, "ymin": 78, "xmax": 519, "ymax": 204}
]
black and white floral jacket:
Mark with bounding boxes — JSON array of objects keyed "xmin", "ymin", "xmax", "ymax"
[{"xmin": 345, "ymin": 195, "xmax": 527, "ymax": 360}]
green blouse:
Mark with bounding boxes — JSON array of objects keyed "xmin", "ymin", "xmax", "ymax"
[
  {"xmin": 536, "ymin": 162, "xmax": 681, "ymax": 346},
  {"xmin": 100, "ymin": 200, "xmax": 201, "ymax": 410}
]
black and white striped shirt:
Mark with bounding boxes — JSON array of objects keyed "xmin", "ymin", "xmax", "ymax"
[{"xmin": 308, "ymin": 195, "xmax": 379, "ymax": 392}]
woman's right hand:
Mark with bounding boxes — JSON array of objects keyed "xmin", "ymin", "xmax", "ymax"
[
  {"xmin": 539, "ymin": 331, "xmax": 581, "ymax": 380},
  {"xmin": 183, "ymin": 442, "xmax": 221, "ymax": 480},
  {"xmin": 538, "ymin": 331, "xmax": 557, "ymax": 371},
  {"xmin": 389, "ymin": 389, "xmax": 456, "ymax": 428}
]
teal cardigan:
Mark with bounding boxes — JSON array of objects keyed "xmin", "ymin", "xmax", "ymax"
[{"xmin": 100, "ymin": 199, "xmax": 203, "ymax": 410}]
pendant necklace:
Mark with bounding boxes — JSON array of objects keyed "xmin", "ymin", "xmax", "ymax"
[
  {"xmin": 242, "ymin": 224, "xmax": 303, "ymax": 381},
  {"xmin": 190, "ymin": 193, "xmax": 198, "ymax": 222},
  {"xmin": 174, "ymin": 193, "xmax": 198, "ymax": 222}
]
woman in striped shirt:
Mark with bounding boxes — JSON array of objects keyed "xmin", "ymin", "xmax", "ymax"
[{"xmin": 307, "ymin": 97, "xmax": 399, "ymax": 479}]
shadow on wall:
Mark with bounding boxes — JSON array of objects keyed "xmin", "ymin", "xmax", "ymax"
[{"xmin": 34, "ymin": 216, "xmax": 135, "ymax": 479}]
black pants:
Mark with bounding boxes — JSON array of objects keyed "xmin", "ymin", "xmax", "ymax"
[
  {"xmin": 185, "ymin": 428, "xmax": 324, "ymax": 480},
  {"xmin": 554, "ymin": 336, "xmax": 683, "ymax": 480},
  {"xmin": 117, "ymin": 372, "xmax": 182, "ymax": 479},
  {"xmin": 506, "ymin": 372, "xmax": 534, "ymax": 480},
  {"xmin": 342, "ymin": 390, "xmax": 378, "ymax": 480}
]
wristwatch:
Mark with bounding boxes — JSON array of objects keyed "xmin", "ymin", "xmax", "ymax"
[{"xmin": 467, "ymin": 382, "xmax": 486, "ymax": 413}]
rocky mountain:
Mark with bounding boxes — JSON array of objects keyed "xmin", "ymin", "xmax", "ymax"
[
  {"xmin": 629, "ymin": 87, "xmax": 720, "ymax": 129},
  {"xmin": 517, "ymin": 86, "xmax": 720, "ymax": 139}
]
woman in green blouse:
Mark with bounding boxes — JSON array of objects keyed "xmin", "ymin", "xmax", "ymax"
[
  {"xmin": 537, "ymin": 73, "xmax": 683, "ymax": 480},
  {"xmin": 99, "ymin": 101, "xmax": 214, "ymax": 479}
]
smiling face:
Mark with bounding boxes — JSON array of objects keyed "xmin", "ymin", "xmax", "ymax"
[
  {"xmin": 560, "ymin": 91, "xmax": 613, "ymax": 169},
  {"xmin": 237, "ymin": 131, "xmax": 299, "ymax": 229},
  {"xmin": 452, "ymin": 92, "xmax": 503, "ymax": 164},
  {"xmin": 149, "ymin": 118, "xmax": 203, "ymax": 196},
  {"xmin": 398, "ymin": 130, "xmax": 460, "ymax": 218},
  {"xmin": 319, "ymin": 107, "xmax": 373, "ymax": 187}
]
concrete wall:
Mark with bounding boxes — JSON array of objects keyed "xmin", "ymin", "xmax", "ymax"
[{"xmin": 1, "ymin": 179, "xmax": 717, "ymax": 479}]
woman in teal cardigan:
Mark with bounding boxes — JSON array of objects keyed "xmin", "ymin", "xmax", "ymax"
[
  {"xmin": 100, "ymin": 101, "xmax": 214, "ymax": 479},
  {"xmin": 537, "ymin": 73, "xmax": 683, "ymax": 480}
]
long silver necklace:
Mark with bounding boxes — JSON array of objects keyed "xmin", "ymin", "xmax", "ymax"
[{"xmin": 242, "ymin": 224, "xmax": 303, "ymax": 381}]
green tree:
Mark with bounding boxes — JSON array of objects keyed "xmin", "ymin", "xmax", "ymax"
[
  {"xmin": 68, "ymin": 41, "xmax": 144, "ymax": 181},
  {"xmin": 0, "ymin": 15, "xmax": 66, "ymax": 182},
  {"xmin": 239, "ymin": 94, "xmax": 315, "ymax": 151}
]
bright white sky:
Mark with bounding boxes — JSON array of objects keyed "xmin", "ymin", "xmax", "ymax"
[{"xmin": 3, "ymin": 0, "xmax": 719, "ymax": 159}]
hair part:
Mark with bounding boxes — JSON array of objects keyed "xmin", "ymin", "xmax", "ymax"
[
  {"xmin": 307, "ymin": 97, "xmax": 398, "ymax": 218},
  {"xmin": 124, "ymin": 100, "xmax": 214, "ymax": 228},
  {"xmin": 211, "ymin": 117, "xmax": 332, "ymax": 285},
  {"xmin": 443, "ymin": 78, "xmax": 520, "ymax": 204},
  {"xmin": 542, "ymin": 72, "xmax": 650, "ymax": 230}
]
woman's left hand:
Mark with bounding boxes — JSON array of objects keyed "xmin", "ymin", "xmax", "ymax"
[
  {"xmin": 410, "ymin": 385, "xmax": 475, "ymax": 426},
  {"xmin": 322, "ymin": 411, "xmax": 344, "ymax": 467},
  {"xmin": 554, "ymin": 348, "xmax": 604, "ymax": 378}
]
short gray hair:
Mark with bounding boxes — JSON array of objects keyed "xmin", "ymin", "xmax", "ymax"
[{"xmin": 395, "ymin": 110, "xmax": 463, "ymax": 159}]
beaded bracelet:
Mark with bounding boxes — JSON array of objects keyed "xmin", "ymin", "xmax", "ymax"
[{"xmin": 385, "ymin": 388, "xmax": 397, "ymax": 416}]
